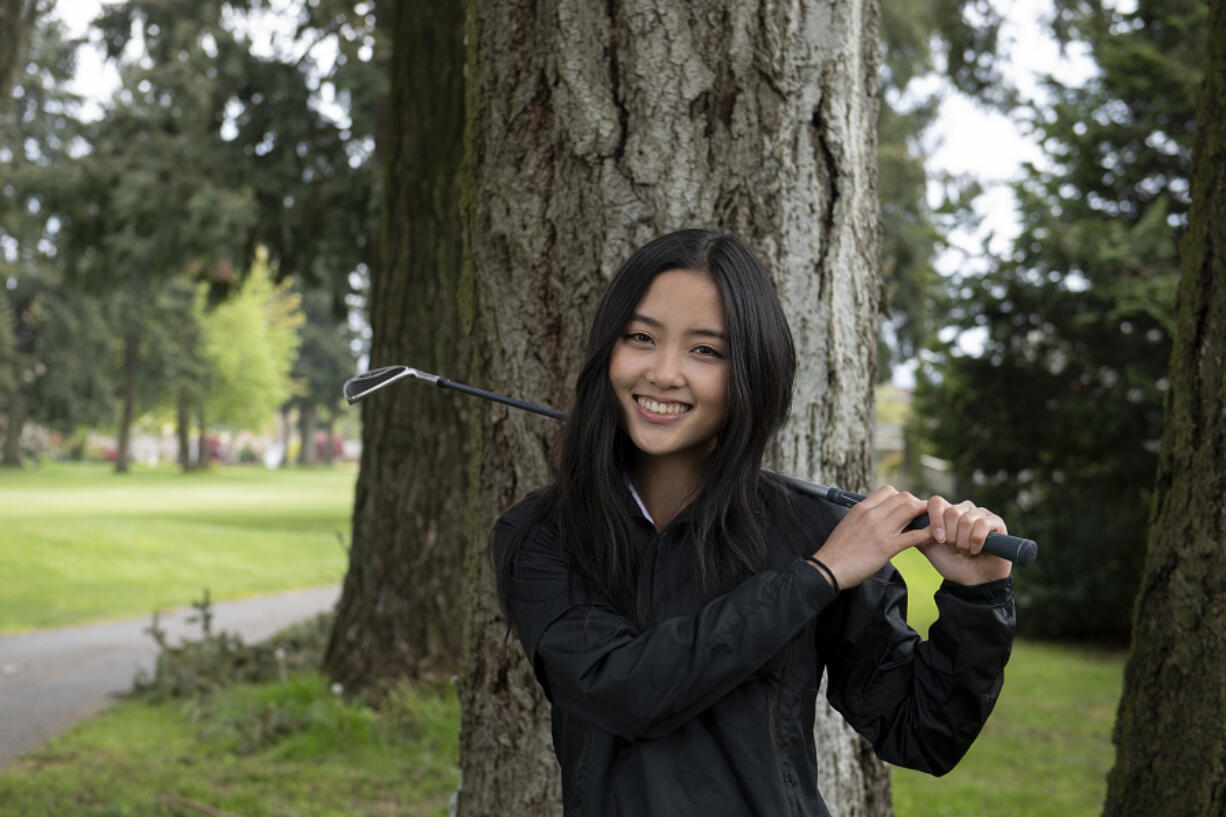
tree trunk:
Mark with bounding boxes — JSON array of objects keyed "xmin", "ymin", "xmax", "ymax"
[
  {"xmin": 176, "ymin": 388, "xmax": 192, "ymax": 471},
  {"xmin": 2, "ymin": 383, "xmax": 23, "ymax": 467},
  {"xmin": 195, "ymin": 402, "xmax": 207, "ymax": 468},
  {"xmin": 0, "ymin": 0, "xmax": 39, "ymax": 117},
  {"xmin": 322, "ymin": 0, "xmax": 469, "ymax": 690},
  {"xmin": 322, "ymin": 411, "xmax": 336, "ymax": 465},
  {"xmin": 298, "ymin": 403, "xmax": 318, "ymax": 466},
  {"xmin": 456, "ymin": 1, "xmax": 887, "ymax": 814},
  {"xmin": 1102, "ymin": 1, "xmax": 1226, "ymax": 813},
  {"xmin": 115, "ymin": 333, "xmax": 138, "ymax": 474}
]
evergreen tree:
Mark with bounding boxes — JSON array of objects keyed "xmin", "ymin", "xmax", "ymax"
[
  {"xmin": 48, "ymin": 0, "xmax": 379, "ymax": 469},
  {"xmin": 876, "ymin": 0, "xmax": 1002, "ymax": 381},
  {"xmin": 914, "ymin": 0, "xmax": 1205, "ymax": 639},
  {"xmin": 286, "ymin": 287, "xmax": 355, "ymax": 465},
  {"xmin": 0, "ymin": 14, "xmax": 114, "ymax": 465}
]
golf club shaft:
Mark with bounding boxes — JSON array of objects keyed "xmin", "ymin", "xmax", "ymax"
[
  {"xmin": 437, "ymin": 377, "xmax": 568, "ymax": 420},
  {"xmin": 346, "ymin": 367, "xmax": 1037, "ymax": 566}
]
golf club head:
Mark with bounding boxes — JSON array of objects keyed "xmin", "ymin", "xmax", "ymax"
[{"xmin": 343, "ymin": 365, "xmax": 418, "ymax": 404}]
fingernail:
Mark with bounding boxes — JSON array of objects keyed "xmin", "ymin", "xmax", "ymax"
[{"xmin": 934, "ymin": 528, "xmax": 945, "ymax": 543}]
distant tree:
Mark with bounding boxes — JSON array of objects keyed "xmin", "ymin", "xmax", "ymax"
[
  {"xmin": 914, "ymin": 0, "xmax": 1206, "ymax": 639},
  {"xmin": 0, "ymin": 0, "xmax": 44, "ymax": 113},
  {"xmin": 876, "ymin": 0, "xmax": 997, "ymax": 380},
  {"xmin": 48, "ymin": 0, "xmax": 379, "ymax": 471},
  {"xmin": 323, "ymin": 0, "xmax": 468, "ymax": 692},
  {"xmin": 198, "ymin": 256, "xmax": 304, "ymax": 436},
  {"xmin": 0, "ymin": 15, "xmax": 114, "ymax": 465},
  {"xmin": 288, "ymin": 288, "xmax": 356, "ymax": 465},
  {"xmin": 2, "ymin": 275, "xmax": 115, "ymax": 465},
  {"xmin": 1103, "ymin": 0, "xmax": 1226, "ymax": 809}
]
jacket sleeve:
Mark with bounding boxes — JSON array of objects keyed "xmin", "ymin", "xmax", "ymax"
[
  {"xmin": 495, "ymin": 515, "xmax": 839, "ymax": 741},
  {"xmin": 816, "ymin": 565, "xmax": 1015, "ymax": 776}
]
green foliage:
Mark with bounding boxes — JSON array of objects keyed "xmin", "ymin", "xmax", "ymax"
[
  {"xmin": 0, "ymin": 16, "xmax": 117, "ymax": 455},
  {"xmin": 290, "ymin": 287, "xmax": 358, "ymax": 417},
  {"xmin": 198, "ymin": 254, "xmax": 305, "ymax": 430},
  {"xmin": 66, "ymin": 0, "xmax": 382, "ymax": 305},
  {"xmin": 916, "ymin": 0, "xmax": 1206, "ymax": 639},
  {"xmin": 877, "ymin": 0, "xmax": 995, "ymax": 379}
]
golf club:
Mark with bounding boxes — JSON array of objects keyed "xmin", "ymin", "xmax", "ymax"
[{"xmin": 344, "ymin": 365, "xmax": 1038, "ymax": 566}]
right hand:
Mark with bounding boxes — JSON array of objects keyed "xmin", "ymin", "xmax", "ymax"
[{"xmin": 811, "ymin": 485, "xmax": 931, "ymax": 590}]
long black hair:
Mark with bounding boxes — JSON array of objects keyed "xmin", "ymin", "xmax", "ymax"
[{"xmin": 498, "ymin": 229, "xmax": 797, "ymax": 627}]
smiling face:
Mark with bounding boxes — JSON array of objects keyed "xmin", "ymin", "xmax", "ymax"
[{"xmin": 607, "ymin": 268, "xmax": 730, "ymax": 468}]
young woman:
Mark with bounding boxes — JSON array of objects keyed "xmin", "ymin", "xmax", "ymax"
[{"xmin": 494, "ymin": 230, "xmax": 1014, "ymax": 816}]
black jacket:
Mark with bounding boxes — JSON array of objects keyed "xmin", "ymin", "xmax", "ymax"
[{"xmin": 493, "ymin": 482, "xmax": 1015, "ymax": 817}]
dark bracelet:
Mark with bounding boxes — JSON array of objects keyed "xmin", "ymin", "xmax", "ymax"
[{"xmin": 805, "ymin": 555, "xmax": 840, "ymax": 594}]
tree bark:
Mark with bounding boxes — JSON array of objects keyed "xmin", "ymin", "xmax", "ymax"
[
  {"xmin": 322, "ymin": 0, "xmax": 469, "ymax": 690},
  {"xmin": 0, "ymin": 0, "xmax": 40, "ymax": 117},
  {"xmin": 456, "ymin": 1, "xmax": 887, "ymax": 814},
  {"xmin": 1102, "ymin": 1, "xmax": 1226, "ymax": 813},
  {"xmin": 322, "ymin": 411, "xmax": 337, "ymax": 465},
  {"xmin": 176, "ymin": 388, "xmax": 192, "ymax": 471},
  {"xmin": 114, "ymin": 333, "xmax": 138, "ymax": 474},
  {"xmin": 196, "ymin": 402, "xmax": 208, "ymax": 469}
]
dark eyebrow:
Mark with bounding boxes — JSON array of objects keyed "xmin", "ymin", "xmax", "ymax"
[{"xmin": 629, "ymin": 313, "xmax": 727, "ymax": 341}]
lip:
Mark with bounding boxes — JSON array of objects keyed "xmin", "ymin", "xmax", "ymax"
[{"xmin": 632, "ymin": 394, "xmax": 692, "ymax": 424}]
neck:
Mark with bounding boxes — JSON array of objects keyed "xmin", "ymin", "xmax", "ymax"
[{"xmin": 629, "ymin": 451, "xmax": 707, "ymax": 530}]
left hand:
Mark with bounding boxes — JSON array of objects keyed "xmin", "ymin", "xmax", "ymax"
[{"xmin": 916, "ymin": 496, "xmax": 1012, "ymax": 586}]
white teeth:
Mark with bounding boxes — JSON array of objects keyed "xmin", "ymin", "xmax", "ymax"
[{"xmin": 636, "ymin": 396, "xmax": 690, "ymax": 415}]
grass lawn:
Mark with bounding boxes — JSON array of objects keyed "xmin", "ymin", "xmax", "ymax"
[
  {"xmin": 0, "ymin": 673, "xmax": 460, "ymax": 817},
  {"xmin": 0, "ymin": 462, "xmax": 356, "ymax": 633},
  {"xmin": 887, "ymin": 550, "xmax": 1125, "ymax": 816}
]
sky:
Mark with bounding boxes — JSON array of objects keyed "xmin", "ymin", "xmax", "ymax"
[{"xmin": 47, "ymin": 0, "xmax": 1103, "ymax": 383}]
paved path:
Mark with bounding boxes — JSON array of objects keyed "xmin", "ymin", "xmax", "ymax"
[{"xmin": 0, "ymin": 585, "xmax": 340, "ymax": 770}]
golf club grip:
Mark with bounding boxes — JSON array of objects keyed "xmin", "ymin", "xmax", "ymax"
[
  {"xmin": 903, "ymin": 513, "xmax": 1038, "ymax": 566},
  {"xmin": 785, "ymin": 480, "xmax": 1037, "ymax": 566}
]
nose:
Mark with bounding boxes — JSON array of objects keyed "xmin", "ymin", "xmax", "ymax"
[{"xmin": 647, "ymin": 345, "xmax": 685, "ymax": 388}]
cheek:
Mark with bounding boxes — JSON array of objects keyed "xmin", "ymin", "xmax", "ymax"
[{"xmin": 607, "ymin": 344, "xmax": 641, "ymax": 392}]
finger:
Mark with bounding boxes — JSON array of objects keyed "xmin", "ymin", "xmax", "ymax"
[
  {"xmin": 854, "ymin": 484, "xmax": 899, "ymax": 515},
  {"xmin": 987, "ymin": 513, "xmax": 1008, "ymax": 537},
  {"xmin": 882, "ymin": 491, "xmax": 927, "ymax": 533},
  {"xmin": 968, "ymin": 516, "xmax": 992, "ymax": 555},
  {"xmin": 955, "ymin": 509, "xmax": 983, "ymax": 553},
  {"xmin": 943, "ymin": 504, "xmax": 964, "ymax": 548},
  {"xmin": 927, "ymin": 496, "xmax": 951, "ymax": 543},
  {"xmin": 890, "ymin": 526, "xmax": 933, "ymax": 554}
]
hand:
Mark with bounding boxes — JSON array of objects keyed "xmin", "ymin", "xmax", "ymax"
[
  {"xmin": 917, "ymin": 496, "xmax": 1012, "ymax": 586},
  {"xmin": 812, "ymin": 485, "xmax": 932, "ymax": 590}
]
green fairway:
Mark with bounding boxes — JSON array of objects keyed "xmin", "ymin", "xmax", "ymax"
[
  {"xmin": 888, "ymin": 550, "xmax": 1123, "ymax": 816},
  {"xmin": 0, "ymin": 462, "xmax": 356, "ymax": 633},
  {"xmin": 892, "ymin": 640, "xmax": 1124, "ymax": 816},
  {"xmin": 0, "ymin": 673, "xmax": 460, "ymax": 817}
]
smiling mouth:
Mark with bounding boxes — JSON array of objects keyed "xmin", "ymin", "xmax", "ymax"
[{"xmin": 635, "ymin": 396, "xmax": 692, "ymax": 415}]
